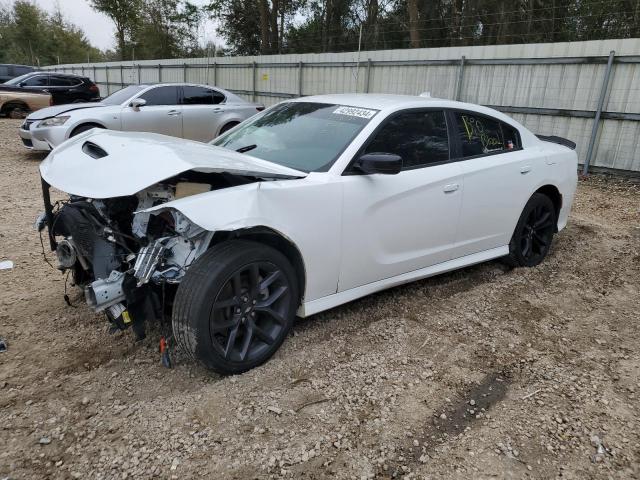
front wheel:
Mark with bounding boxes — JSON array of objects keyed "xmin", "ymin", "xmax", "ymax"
[
  {"xmin": 506, "ymin": 193, "xmax": 557, "ymax": 267},
  {"xmin": 172, "ymin": 240, "xmax": 299, "ymax": 375}
]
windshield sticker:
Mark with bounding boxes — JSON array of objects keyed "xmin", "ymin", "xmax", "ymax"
[{"xmin": 333, "ymin": 106, "xmax": 377, "ymax": 119}]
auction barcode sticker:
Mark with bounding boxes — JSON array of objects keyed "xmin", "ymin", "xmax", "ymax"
[{"xmin": 333, "ymin": 106, "xmax": 377, "ymax": 119}]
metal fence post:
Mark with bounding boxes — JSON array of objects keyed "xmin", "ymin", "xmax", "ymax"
[
  {"xmin": 298, "ymin": 61, "xmax": 303, "ymax": 97},
  {"xmin": 364, "ymin": 58, "xmax": 372, "ymax": 93},
  {"xmin": 120, "ymin": 64, "xmax": 124, "ymax": 87},
  {"xmin": 455, "ymin": 55, "xmax": 466, "ymax": 101},
  {"xmin": 158, "ymin": 64, "xmax": 162, "ymax": 83},
  {"xmin": 252, "ymin": 61, "xmax": 257, "ymax": 102},
  {"xmin": 105, "ymin": 65, "xmax": 109, "ymax": 95},
  {"xmin": 183, "ymin": 63, "xmax": 187, "ymax": 82},
  {"xmin": 138, "ymin": 64, "xmax": 141, "ymax": 84},
  {"xmin": 93, "ymin": 65, "xmax": 96, "ymax": 83},
  {"xmin": 213, "ymin": 61, "xmax": 217, "ymax": 86},
  {"xmin": 582, "ymin": 50, "xmax": 615, "ymax": 176}
]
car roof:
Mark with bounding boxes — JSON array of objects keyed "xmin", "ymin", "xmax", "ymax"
[
  {"xmin": 290, "ymin": 93, "xmax": 440, "ymax": 111},
  {"xmin": 288, "ymin": 93, "xmax": 539, "ymax": 146}
]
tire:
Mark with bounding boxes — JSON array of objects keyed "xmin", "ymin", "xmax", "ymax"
[
  {"xmin": 70, "ymin": 124, "xmax": 103, "ymax": 137},
  {"xmin": 219, "ymin": 122, "xmax": 239, "ymax": 135},
  {"xmin": 3, "ymin": 103, "xmax": 28, "ymax": 119},
  {"xmin": 506, "ymin": 193, "xmax": 557, "ymax": 267},
  {"xmin": 172, "ymin": 240, "xmax": 299, "ymax": 375}
]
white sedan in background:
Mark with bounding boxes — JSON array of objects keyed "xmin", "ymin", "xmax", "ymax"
[
  {"xmin": 19, "ymin": 83, "xmax": 263, "ymax": 150},
  {"xmin": 38, "ymin": 94, "xmax": 577, "ymax": 375}
]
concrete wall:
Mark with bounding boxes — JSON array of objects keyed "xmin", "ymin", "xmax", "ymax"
[{"xmin": 46, "ymin": 38, "xmax": 640, "ymax": 173}]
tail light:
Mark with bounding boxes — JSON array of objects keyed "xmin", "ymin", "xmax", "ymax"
[
  {"xmin": 49, "ymin": 96, "xmax": 53, "ymax": 106},
  {"xmin": 256, "ymin": 106, "xmax": 265, "ymax": 112},
  {"xmin": 89, "ymin": 84, "xmax": 99, "ymax": 94}
]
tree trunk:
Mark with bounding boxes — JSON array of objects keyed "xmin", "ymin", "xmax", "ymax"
[
  {"xmin": 407, "ymin": 0, "xmax": 420, "ymax": 48},
  {"xmin": 270, "ymin": 0, "xmax": 279, "ymax": 53},
  {"xmin": 258, "ymin": 0, "xmax": 271, "ymax": 54}
]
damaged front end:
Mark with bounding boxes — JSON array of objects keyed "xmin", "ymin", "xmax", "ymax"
[
  {"xmin": 39, "ymin": 177, "xmax": 214, "ymax": 338},
  {"xmin": 36, "ymin": 129, "xmax": 306, "ymax": 340}
]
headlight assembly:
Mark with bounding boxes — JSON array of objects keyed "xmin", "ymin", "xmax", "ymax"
[{"xmin": 39, "ymin": 116, "xmax": 70, "ymax": 127}]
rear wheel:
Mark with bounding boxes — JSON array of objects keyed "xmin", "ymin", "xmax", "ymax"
[
  {"xmin": 172, "ymin": 240, "xmax": 298, "ymax": 375},
  {"xmin": 506, "ymin": 193, "xmax": 556, "ymax": 267}
]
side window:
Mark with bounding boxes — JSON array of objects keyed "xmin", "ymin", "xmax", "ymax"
[
  {"xmin": 182, "ymin": 86, "xmax": 215, "ymax": 105},
  {"xmin": 23, "ymin": 75, "xmax": 49, "ymax": 87},
  {"xmin": 454, "ymin": 112, "xmax": 505, "ymax": 157},
  {"xmin": 15, "ymin": 66, "xmax": 32, "ymax": 76},
  {"xmin": 501, "ymin": 122, "xmax": 521, "ymax": 151},
  {"xmin": 364, "ymin": 110, "xmax": 449, "ymax": 169},
  {"xmin": 212, "ymin": 90, "xmax": 225, "ymax": 104},
  {"xmin": 139, "ymin": 86, "xmax": 178, "ymax": 106},
  {"xmin": 50, "ymin": 76, "xmax": 74, "ymax": 87},
  {"xmin": 0, "ymin": 66, "xmax": 8, "ymax": 76}
]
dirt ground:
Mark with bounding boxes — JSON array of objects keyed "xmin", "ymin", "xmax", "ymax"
[{"xmin": 0, "ymin": 117, "xmax": 638, "ymax": 480}]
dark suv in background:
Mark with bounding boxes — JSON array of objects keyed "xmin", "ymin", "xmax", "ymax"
[
  {"xmin": 1, "ymin": 72, "xmax": 100, "ymax": 105},
  {"xmin": 0, "ymin": 64, "xmax": 35, "ymax": 82}
]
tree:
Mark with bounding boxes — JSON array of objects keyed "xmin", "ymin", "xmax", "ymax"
[
  {"xmin": 0, "ymin": 1, "xmax": 104, "ymax": 65},
  {"xmin": 91, "ymin": 0, "xmax": 142, "ymax": 60}
]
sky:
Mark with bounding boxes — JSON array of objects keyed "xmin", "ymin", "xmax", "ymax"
[{"xmin": 9, "ymin": 0, "xmax": 221, "ymax": 51}]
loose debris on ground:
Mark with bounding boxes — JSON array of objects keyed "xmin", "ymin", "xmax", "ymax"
[{"xmin": 0, "ymin": 118, "xmax": 638, "ymax": 479}]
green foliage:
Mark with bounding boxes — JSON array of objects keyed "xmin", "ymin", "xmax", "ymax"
[
  {"xmin": 206, "ymin": 0, "xmax": 640, "ymax": 55},
  {"xmin": 0, "ymin": 1, "xmax": 104, "ymax": 65}
]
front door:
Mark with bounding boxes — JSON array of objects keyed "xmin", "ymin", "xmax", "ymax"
[
  {"xmin": 120, "ymin": 85, "xmax": 182, "ymax": 138},
  {"xmin": 338, "ymin": 109, "xmax": 463, "ymax": 292}
]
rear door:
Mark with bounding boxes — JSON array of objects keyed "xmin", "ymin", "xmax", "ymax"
[
  {"xmin": 120, "ymin": 85, "xmax": 182, "ymax": 138},
  {"xmin": 48, "ymin": 75, "xmax": 82, "ymax": 104},
  {"xmin": 448, "ymin": 110, "xmax": 540, "ymax": 258},
  {"xmin": 180, "ymin": 85, "xmax": 226, "ymax": 142}
]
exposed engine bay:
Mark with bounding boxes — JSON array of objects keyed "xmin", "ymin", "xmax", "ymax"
[{"xmin": 38, "ymin": 171, "xmax": 258, "ymax": 338}]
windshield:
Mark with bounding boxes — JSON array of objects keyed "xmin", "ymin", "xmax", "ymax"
[
  {"xmin": 4, "ymin": 73, "xmax": 36, "ymax": 85},
  {"xmin": 212, "ymin": 102, "xmax": 378, "ymax": 172},
  {"xmin": 101, "ymin": 85, "xmax": 147, "ymax": 105}
]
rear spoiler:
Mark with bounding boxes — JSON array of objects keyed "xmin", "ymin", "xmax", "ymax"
[{"xmin": 536, "ymin": 134, "xmax": 576, "ymax": 150}]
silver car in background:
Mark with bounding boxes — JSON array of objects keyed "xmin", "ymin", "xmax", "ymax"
[{"xmin": 19, "ymin": 83, "xmax": 264, "ymax": 151}]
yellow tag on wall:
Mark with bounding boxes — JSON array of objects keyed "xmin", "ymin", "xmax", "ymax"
[{"xmin": 261, "ymin": 73, "xmax": 269, "ymax": 81}]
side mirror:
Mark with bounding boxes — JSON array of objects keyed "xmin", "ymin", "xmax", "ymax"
[
  {"xmin": 353, "ymin": 152, "xmax": 402, "ymax": 175},
  {"xmin": 130, "ymin": 98, "xmax": 146, "ymax": 110}
]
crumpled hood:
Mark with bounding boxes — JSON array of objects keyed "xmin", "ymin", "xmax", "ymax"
[
  {"xmin": 39, "ymin": 130, "xmax": 306, "ymax": 199},
  {"xmin": 27, "ymin": 102, "xmax": 104, "ymax": 120}
]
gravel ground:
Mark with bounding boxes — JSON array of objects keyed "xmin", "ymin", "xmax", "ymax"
[{"xmin": 0, "ymin": 117, "xmax": 639, "ymax": 480}]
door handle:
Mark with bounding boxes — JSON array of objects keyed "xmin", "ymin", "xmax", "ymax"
[
  {"xmin": 520, "ymin": 165, "xmax": 532, "ymax": 174},
  {"xmin": 212, "ymin": 108, "xmax": 223, "ymax": 113},
  {"xmin": 443, "ymin": 183, "xmax": 459, "ymax": 193},
  {"xmin": 167, "ymin": 110, "xmax": 181, "ymax": 116}
]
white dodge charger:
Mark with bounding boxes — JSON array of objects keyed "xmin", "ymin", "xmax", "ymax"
[{"xmin": 38, "ymin": 93, "xmax": 578, "ymax": 374}]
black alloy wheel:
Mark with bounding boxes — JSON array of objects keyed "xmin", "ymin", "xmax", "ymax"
[
  {"xmin": 507, "ymin": 193, "xmax": 556, "ymax": 267},
  {"xmin": 173, "ymin": 240, "xmax": 298, "ymax": 374},
  {"xmin": 210, "ymin": 262, "xmax": 290, "ymax": 363}
]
